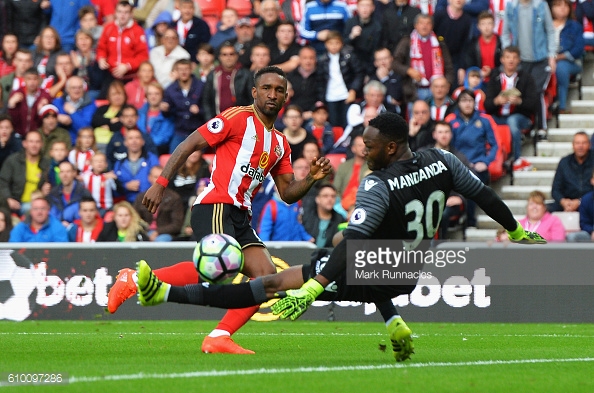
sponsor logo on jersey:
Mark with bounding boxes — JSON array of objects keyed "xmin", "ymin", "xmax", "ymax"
[
  {"xmin": 207, "ymin": 118, "xmax": 224, "ymax": 134},
  {"xmin": 364, "ymin": 179, "xmax": 377, "ymax": 191},
  {"xmin": 241, "ymin": 163, "xmax": 265, "ymax": 183},
  {"xmin": 258, "ymin": 152, "xmax": 269, "ymax": 169},
  {"xmin": 350, "ymin": 208, "xmax": 366, "ymax": 225}
]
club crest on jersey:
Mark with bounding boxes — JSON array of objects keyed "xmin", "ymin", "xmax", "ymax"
[
  {"xmin": 207, "ymin": 118, "xmax": 224, "ymax": 134},
  {"xmin": 274, "ymin": 145, "xmax": 282, "ymax": 157},
  {"xmin": 259, "ymin": 152, "xmax": 269, "ymax": 169},
  {"xmin": 241, "ymin": 163, "xmax": 265, "ymax": 183}
]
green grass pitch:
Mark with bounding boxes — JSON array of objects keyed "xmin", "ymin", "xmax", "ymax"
[{"xmin": 1, "ymin": 321, "xmax": 594, "ymax": 392}]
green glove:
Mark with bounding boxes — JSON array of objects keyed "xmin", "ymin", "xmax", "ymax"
[
  {"xmin": 507, "ymin": 221, "xmax": 547, "ymax": 244},
  {"xmin": 271, "ymin": 279, "xmax": 325, "ymax": 320}
]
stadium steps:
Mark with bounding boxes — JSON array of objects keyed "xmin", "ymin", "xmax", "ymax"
[
  {"xmin": 546, "ymin": 128, "xmax": 592, "ymax": 142},
  {"xmin": 569, "ymin": 100, "xmax": 594, "ymax": 114}
]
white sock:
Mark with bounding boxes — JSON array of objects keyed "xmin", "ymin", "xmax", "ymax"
[
  {"xmin": 132, "ymin": 271, "xmax": 138, "ymax": 284},
  {"xmin": 208, "ymin": 329, "xmax": 231, "ymax": 338},
  {"xmin": 385, "ymin": 315, "xmax": 400, "ymax": 327}
]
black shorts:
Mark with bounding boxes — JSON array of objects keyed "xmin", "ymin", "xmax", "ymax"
[
  {"xmin": 301, "ymin": 249, "xmax": 415, "ymax": 304},
  {"xmin": 190, "ymin": 203, "xmax": 264, "ymax": 249}
]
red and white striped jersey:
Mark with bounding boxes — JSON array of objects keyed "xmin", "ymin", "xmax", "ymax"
[
  {"xmin": 69, "ymin": 149, "xmax": 95, "ymax": 174},
  {"xmin": 194, "ymin": 105, "xmax": 293, "ymax": 212},
  {"xmin": 83, "ymin": 172, "xmax": 117, "ymax": 210}
]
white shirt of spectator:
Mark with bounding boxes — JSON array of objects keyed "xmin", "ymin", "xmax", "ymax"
[{"xmin": 325, "ymin": 52, "xmax": 349, "ymax": 102}]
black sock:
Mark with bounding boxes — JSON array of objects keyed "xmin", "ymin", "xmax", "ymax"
[
  {"xmin": 166, "ymin": 279, "xmax": 267, "ymax": 309},
  {"xmin": 375, "ymin": 300, "xmax": 399, "ymax": 323}
]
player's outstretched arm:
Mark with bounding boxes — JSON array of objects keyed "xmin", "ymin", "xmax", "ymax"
[
  {"xmin": 142, "ymin": 131, "xmax": 209, "ymax": 213},
  {"xmin": 274, "ymin": 157, "xmax": 331, "ymax": 204}
]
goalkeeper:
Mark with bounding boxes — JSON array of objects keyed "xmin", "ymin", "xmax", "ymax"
[{"xmin": 137, "ymin": 112, "xmax": 545, "ymax": 362}]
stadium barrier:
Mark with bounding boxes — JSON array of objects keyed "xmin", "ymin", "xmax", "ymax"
[{"xmin": 1, "ymin": 243, "xmax": 593, "ymax": 323}]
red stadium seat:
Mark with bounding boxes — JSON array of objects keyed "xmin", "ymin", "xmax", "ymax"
[
  {"xmin": 203, "ymin": 15, "xmax": 220, "ymax": 35},
  {"xmin": 196, "ymin": 0, "xmax": 225, "ymax": 17},
  {"xmin": 226, "ymin": 0, "xmax": 253, "ymax": 17},
  {"xmin": 159, "ymin": 154, "xmax": 171, "ymax": 167},
  {"xmin": 488, "ymin": 124, "xmax": 512, "ymax": 183},
  {"xmin": 325, "ymin": 153, "xmax": 347, "ymax": 170},
  {"xmin": 203, "ymin": 153, "xmax": 215, "ymax": 171}
]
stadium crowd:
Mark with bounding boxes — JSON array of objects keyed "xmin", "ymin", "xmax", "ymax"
[{"xmin": 0, "ymin": 0, "xmax": 593, "ymax": 243}]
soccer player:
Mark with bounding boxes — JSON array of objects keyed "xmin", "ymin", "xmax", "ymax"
[
  {"xmin": 135, "ymin": 112, "xmax": 546, "ymax": 362},
  {"xmin": 107, "ymin": 66, "xmax": 332, "ymax": 354}
]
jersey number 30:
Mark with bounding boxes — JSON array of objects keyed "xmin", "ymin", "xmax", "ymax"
[{"xmin": 404, "ymin": 190, "xmax": 446, "ymax": 249}]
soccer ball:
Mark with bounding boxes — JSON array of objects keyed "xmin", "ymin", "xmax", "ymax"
[{"xmin": 193, "ymin": 234, "xmax": 244, "ymax": 284}]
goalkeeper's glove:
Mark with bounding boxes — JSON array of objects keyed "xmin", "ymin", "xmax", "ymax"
[
  {"xmin": 507, "ymin": 221, "xmax": 547, "ymax": 244},
  {"xmin": 271, "ymin": 279, "xmax": 325, "ymax": 320}
]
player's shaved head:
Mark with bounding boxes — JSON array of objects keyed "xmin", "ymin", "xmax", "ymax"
[
  {"xmin": 368, "ymin": 112, "xmax": 409, "ymax": 144},
  {"xmin": 254, "ymin": 65, "xmax": 287, "ymax": 87}
]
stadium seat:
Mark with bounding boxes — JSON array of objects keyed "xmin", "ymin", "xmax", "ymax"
[
  {"xmin": 159, "ymin": 154, "xmax": 171, "ymax": 167},
  {"xmin": 226, "ymin": 0, "xmax": 253, "ymax": 16},
  {"xmin": 325, "ymin": 153, "xmax": 347, "ymax": 170},
  {"xmin": 203, "ymin": 15, "xmax": 219, "ymax": 35},
  {"xmin": 195, "ymin": 0, "xmax": 225, "ymax": 17},
  {"xmin": 95, "ymin": 99, "xmax": 109, "ymax": 107},
  {"xmin": 488, "ymin": 124, "xmax": 512, "ymax": 183},
  {"xmin": 203, "ymin": 153, "xmax": 215, "ymax": 171},
  {"xmin": 552, "ymin": 211, "xmax": 580, "ymax": 233}
]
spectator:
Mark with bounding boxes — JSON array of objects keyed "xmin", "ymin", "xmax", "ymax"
[
  {"xmin": 576, "ymin": 0, "xmax": 594, "ymax": 47},
  {"xmin": 550, "ymin": 131, "xmax": 594, "ymax": 212},
  {"xmin": 134, "ymin": 165, "xmax": 184, "ymax": 242},
  {"xmin": 171, "ymin": 0, "xmax": 211, "ymax": 63},
  {"xmin": 425, "ymin": 76, "xmax": 454, "ymax": 121},
  {"xmin": 0, "ymin": 114, "xmax": 22, "ymax": 169},
  {"xmin": 433, "ymin": 0, "xmax": 473, "ymax": 85},
  {"xmin": 484, "ymin": 46, "xmax": 538, "ymax": 162},
  {"xmin": 97, "ymin": 200, "xmax": 148, "ymax": 241},
  {"xmin": 317, "ymin": 31, "xmax": 363, "ymax": 128},
  {"xmin": 92, "ymin": 80, "xmax": 127, "ymax": 152},
  {"xmin": 269, "ymin": 22, "xmax": 301, "ymax": 73},
  {"xmin": 464, "ymin": 11, "xmax": 502, "ymax": 85},
  {"xmin": 138, "ymin": 82, "xmax": 175, "ymax": 155},
  {"xmin": 113, "ymin": 128, "xmax": 159, "ymax": 203},
  {"xmin": 1, "ymin": 48, "xmax": 34, "ymax": 111},
  {"xmin": 408, "ymin": 100, "xmax": 435, "ymax": 151},
  {"xmin": 46, "ymin": 139, "xmax": 70, "ymax": 187},
  {"xmin": 445, "ymin": 89, "xmax": 498, "ymax": 226},
  {"xmin": 33, "ymin": 27, "xmax": 62, "ymax": 79},
  {"xmin": 425, "ymin": 120, "xmax": 470, "ymax": 239},
  {"xmin": 96, "ymin": 1, "xmax": 149, "ymax": 94},
  {"xmin": 0, "ymin": 33, "xmax": 17, "ymax": 78},
  {"xmin": 125, "ymin": 61, "xmax": 156, "ymax": 109},
  {"xmin": 67, "ymin": 195, "xmax": 104, "ymax": 242},
  {"xmin": 282, "ymin": 105, "xmax": 318, "ymax": 162},
  {"xmin": 6, "ymin": 0, "xmax": 47, "ymax": 50},
  {"xmin": 150, "ymin": 28, "xmax": 190, "ymax": 89},
  {"xmin": 302, "ymin": 140, "xmax": 322, "ymax": 164},
  {"xmin": 333, "ymin": 135, "xmax": 368, "ymax": 210},
  {"xmin": 201, "ymin": 43, "xmax": 252, "ymax": 120},
  {"xmin": 82, "ymin": 152, "xmax": 117, "ymax": 215},
  {"xmin": 209, "ymin": 8, "xmax": 239, "ymax": 50},
  {"xmin": 146, "ymin": 11, "xmax": 172, "ymax": 50},
  {"xmin": 410, "ymin": 0, "xmax": 438, "ymax": 14},
  {"xmin": 68, "ymin": 127, "xmax": 96, "ymax": 174},
  {"xmin": 78, "ymin": 5, "xmax": 104, "ymax": 42},
  {"xmin": 0, "ymin": 207, "xmax": 13, "ymax": 242},
  {"xmin": 45, "ymin": 52, "xmax": 77, "ymax": 98},
  {"xmin": 230, "ymin": 17, "xmax": 262, "ymax": 70},
  {"xmin": 7, "ymin": 68, "xmax": 51, "ymax": 137},
  {"xmin": 46, "ymin": 0, "xmax": 91, "ymax": 53},
  {"xmin": 0, "ymin": 131, "xmax": 50, "ymax": 215},
  {"xmin": 169, "ymin": 150, "xmax": 211, "ymax": 210},
  {"xmin": 519, "ymin": 190, "xmax": 566, "ymax": 242},
  {"xmin": 192, "ymin": 44, "xmax": 217, "ymax": 83},
  {"xmin": 255, "ymin": 0, "xmax": 282, "ymax": 48},
  {"xmin": 552, "ymin": 0, "xmax": 584, "ymax": 115},
  {"xmin": 502, "ymin": 0, "xmax": 555, "ymax": 137},
  {"xmin": 47, "ymin": 160, "xmax": 92, "ymax": 224},
  {"xmin": 70, "ymin": 30, "xmax": 101, "ymax": 100},
  {"xmin": 393, "ymin": 14, "xmax": 455, "ymax": 109},
  {"xmin": 300, "ymin": 0, "xmax": 351, "ymax": 54},
  {"xmin": 36, "ymin": 104, "xmax": 72, "ymax": 156},
  {"xmin": 343, "ymin": 0, "xmax": 381, "ymax": 76},
  {"xmin": 161, "ymin": 59, "xmax": 205, "ymax": 151},
  {"xmin": 380, "ymin": 0, "xmax": 421, "ymax": 53},
  {"xmin": 250, "ymin": 43, "xmax": 271, "ymax": 72},
  {"xmin": 106, "ymin": 105, "xmax": 158, "ymax": 167},
  {"xmin": 303, "ymin": 183, "xmax": 345, "ymax": 247},
  {"xmin": 370, "ymin": 47, "xmax": 404, "ymax": 113},
  {"xmin": 9, "ymin": 193, "xmax": 69, "ymax": 242},
  {"xmin": 53, "ymin": 76, "xmax": 97, "ymax": 141},
  {"xmin": 452, "ymin": 67, "xmax": 487, "ymax": 112},
  {"xmin": 286, "ymin": 46, "xmax": 323, "ymax": 118}
]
